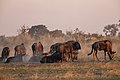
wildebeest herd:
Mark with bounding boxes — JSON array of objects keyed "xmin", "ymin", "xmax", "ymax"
[{"xmin": 0, "ymin": 40, "xmax": 116, "ymax": 63}]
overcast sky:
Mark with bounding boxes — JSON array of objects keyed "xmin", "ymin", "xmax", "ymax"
[{"xmin": 0, "ymin": 0, "xmax": 120, "ymax": 36}]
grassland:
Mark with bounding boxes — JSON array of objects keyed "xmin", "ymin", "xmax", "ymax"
[
  {"xmin": 0, "ymin": 28, "xmax": 120, "ymax": 80},
  {"xmin": 0, "ymin": 60, "xmax": 120, "ymax": 80}
]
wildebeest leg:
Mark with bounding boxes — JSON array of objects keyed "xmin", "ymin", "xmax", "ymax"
[
  {"xmin": 14, "ymin": 51, "xmax": 17, "ymax": 56},
  {"xmin": 104, "ymin": 51, "xmax": 106, "ymax": 61},
  {"xmin": 63, "ymin": 53, "xmax": 68, "ymax": 62},
  {"xmin": 67, "ymin": 52, "xmax": 72, "ymax": 62},
  {"xmin": 95, "ymin": 50, "xmax": 99, "ymax": 61},
  {"xmin": 33, "ymin": 50, "xmax": 35, "ymax": 56},
  {"xmin": 70, "ymin": 52, "xmax": 74, "ymax": 62},
  {"xmin": 72, "ymin": 53, "xmax": 74, "ymax": 62},
  {"xmin": 93, "ymin": 50, "xmax": 95, "ymax": 61},
  {"xmin": 71, "ymin": 51, "xmax": 74, "ymax": 62},
  {"xmin": 74, "ymin": 54, "xmax": 77, "ymax": 60},
  {"xmin": 67, "ymin": 53, "xmax": 70, "ymax": 61},
  {"xmin": 67, "ymin": 53, "xmax": 70, "ymax": 62},
  {"xmin": 60, "ymin": 53, "xmax": 63, "ymax": 63},
  {"xmin": 107, "ymin": 52, "xmax": 112, "ymax": 60},
  {"xmin": 76, "ymin": 54, "xmax": 78, "ymax": 60},
  {"xmin": 61, "ymin": 53, "xmax": 63, "ymax": 63},
  {"xmin": 107, "ymin": 47, "xmax": 112, "ymax": 60}
]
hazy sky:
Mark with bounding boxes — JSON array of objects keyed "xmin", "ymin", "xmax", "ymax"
[{"xmin": 0, "ymin": 0, "xmax": 120, "ymax": 36}]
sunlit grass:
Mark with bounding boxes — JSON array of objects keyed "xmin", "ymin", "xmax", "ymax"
[{"xmin": 0, "ymin": 61, "xmax": 120, "ymax": 80}]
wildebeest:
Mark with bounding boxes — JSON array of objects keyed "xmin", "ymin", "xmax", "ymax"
[
  {"xmin": 40, "ymin": 52, "xmax": 62, "ymax": 63},
  {"xmin": 49, "ymin": 43, "xmax": 63, "ymax": 54},
  {"xmin": 5, "ymin": 54, "xmax": 25, "ymax": 63},
  {"xmin": 29, "ymin": 42, "xmax": 43, "ymax": 62},
  {"xmin": 0, "ymin": 47, "xmax": 10, "ymax": 62},
  {"xmin": 14, "ymin": 43, "xmax": 26, "ymax": 56},
  {"xmin": 88, "ymin": 40, "xmax": 116, "ymax": 61},
  {"xmin": 65, "ymin": 40, "xmax": 81, "ymax": 61},
  {"xmin": 5, "ymin": 43, "xmax": 26, "ymax": 63},
  {"xmin": 32, "ymin": 42, "xmax": 43, "ymax": 56},
  {"xmin": 49, "ymin": 40, "xmax": 81, "ymax": 62},
  {"xmin": 49, "ymin": 43, "xmax": 70, "ymax": 62}
]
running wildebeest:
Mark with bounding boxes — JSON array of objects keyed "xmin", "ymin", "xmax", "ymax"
[
  {"xmin": 32, "ymin": 42, "xmax": 43, "ymax": 56},
  {"xmin": 0, "ymin": 47, "xmax": 10, "ymax": 62},
  {"xmin": 5, "ymin": 43, "xmax": 26, "ymax": 63},
  {"xmin": 88, "ymin": 40, "xmax": 116, "ymax": 61}
]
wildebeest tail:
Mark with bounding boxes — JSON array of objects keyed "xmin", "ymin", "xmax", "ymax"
[{"xmin": 88, "ymin": 48, "xmax": 93, "ymax": 56}]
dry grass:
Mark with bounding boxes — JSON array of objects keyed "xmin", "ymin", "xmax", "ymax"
[{"xmin": 0, "ymin": 61, "xmax": 120, "ymax": 80}]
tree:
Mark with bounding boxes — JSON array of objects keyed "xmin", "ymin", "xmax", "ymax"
[
  {"xmin": 0, "ymin": 35, "xmax": 5, "ymax": 42},
  {"xmin": 28, "ymin": 25, "xmax": 50, "ymax": 40},
  {"xmin": 50, "ymin": 29, "xmax": 64, "ymax": 37},
  {"xmin": 103, "ymin": 24, "xmax": 119, "ymax": 36},
  {"xmin": 73, "ymin": 28, "xmax": 85, "ymax": 41},
  {"xmin": 17, "ymin": 24, "xmax": 29, "ymax": 35},
  {"xmin": 28, "ymin": 25, "xmax": 49, "ymax": 36}
]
